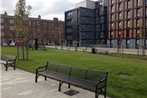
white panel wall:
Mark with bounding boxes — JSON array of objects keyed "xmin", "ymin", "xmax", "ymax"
[
  {"xmin": 76, "ymin": 0, "xmax": 87, "ymax": 8},
  {"xmin": 86, "ymin": 0, "xmax": 95, "ymax": 9},
  {"xmin": 75, "ymin": 0, "xmax": 95, "ymax": 9}
]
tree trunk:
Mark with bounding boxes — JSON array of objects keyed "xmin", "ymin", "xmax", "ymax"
[
  {"xmin": 22, "ymin": 45, "xmax": 25, "ymax": 60},
  {"xmin": 26, "ymin": 46, "xmax": 28, "ymax": 60},
  {"xmin": 17, "ymin": 46, "xmax": 19, "ymax": 60}
]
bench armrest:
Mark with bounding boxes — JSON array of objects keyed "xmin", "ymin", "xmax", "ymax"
[
  {"xmin": 36, "ymin": 66, "xmax": 46, "ymax": 72},
  {"xmin": 96, "ymin": 72, "xmax": 108, "ymax": 88},
  {"xmin": 36, "ymin": 62, "xmax": 48, "ymax": 73}
]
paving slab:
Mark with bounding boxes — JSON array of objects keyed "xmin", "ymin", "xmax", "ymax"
[{"xmin": 0, "ymin": 65, "xmax": 108, "ymax": 98}]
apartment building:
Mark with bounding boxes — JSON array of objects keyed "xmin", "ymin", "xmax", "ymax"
[
  {"xmin": 1, "ymin": 11, "xmax": 64, "ymax": 45},
  {"xmin": 108, "ymin": 0, "xmax": 147, "ymax": 48},
  {"xmin": 65, "ymin": 0, "xmax": 107, "ymax": 46}
]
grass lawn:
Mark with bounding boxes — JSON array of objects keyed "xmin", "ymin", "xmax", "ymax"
[{"xmin": 1, "ymin": 46, "xmax": 147, "ymax": 98}]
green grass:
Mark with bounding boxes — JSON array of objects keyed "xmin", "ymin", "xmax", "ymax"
[
  {"xmin": 108, "ymin": 53, "xmax": 147, "ymax": 60},
  {"xmin": 1, "ymin": 46, "xmax": 147, "ymax": 98}
]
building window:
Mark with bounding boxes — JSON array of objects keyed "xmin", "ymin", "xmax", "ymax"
[
  {"xmin": 137, "ymin": 19, "xmax": 140, "ymax": 28},
  {"xmin": 137, "ymin": 9, "xmax": 140, "ymax": 17},
  {"xmin": 111, "ymin": 23, "xmax": 114, "ymax": 29},
  {"xmin": 1, "ymin": 32, "xmax": 4, "ymax": 36},
  {"xmin": 29, "ymin": 21, "xmax": 31, "ymax": 25},
  {"xmin": 37, "ymin": 22, "xmax": 40, "ymax": 26},
  {"xmin": 112, "ymin": 5, "xmax": 115, "ymax": 13},
  {"xmin": 112, "ymin": 0, "xmax": 115, "ymax": 4},
  {"xmin": 9, "ymin": 19, "xmax": 14, "ymax": 24},
  {"xmin": 10, "ymin": 26, "xmax": 14, "ymax": 30},
  {"xmin": 67, "ymin": 12, "xmax": 73, "ymax": 16},
  {"xmin": 1, "ymin": 18, "xmax": 4, "ymax": 23},
  {"xmin": 127, "ymin": 21, "xmax": 130, "ymax": 28},
  {"xmin": 112, "ymin": 14, "xmax": 115, "ymax": 21},
  {"xmin": 127, "ymin": 40, "xmax": 129, "ymax": 45},
  {"xmin": 137, "ymin": 0, "xmax": 140, "ymax": 7},
  {"xmin": 137, "ymin": 29, "xmax": 140, "ymax": 34},
  {"xmin": 137, "ymin": 29, "xmax": 140, "ymax": 38},
  {"xmin": 118, "ymin": 4, "xmax": 122, "ymax": 11},
  {"xmin": 119, "ymin": 22, "xmax": 122, "ymax": 28},
  {"xmin": 1, "ymin": 25, "xmax": 4, "ymax": 29},
  {"xmin": 127, "ymin": 0, "xmax": 130, "ymax": 9},
  {"xmin": 136, "ymin": 40, "xmax": 139, "ymax": 45},
  {"xmin": 127, "ymin": 11, "xmax": 130, "ymax": 19},
  {"xmin": 118, "ymin": 0, "xmax": 122, "ymax": 2},
  {"xmin": 119, "ymin": 13, "xmax": 122, "ymax": 20},
  {"xmin": 146, "ymin": 19, "xmax": 147, "ymax": 26},
  {"xmin": 146, "ymin": 8, "xmax": 147, "ymax": 15},
  {"xmin": 44, "ymin": 22, "xmax": 47, "ymax": 26}
]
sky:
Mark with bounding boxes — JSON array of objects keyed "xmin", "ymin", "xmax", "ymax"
[{"xmin": 0, "ymin": 0, "xmax": 88, "ymax": 21}]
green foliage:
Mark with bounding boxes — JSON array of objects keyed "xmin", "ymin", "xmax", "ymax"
[
  {"xmin": 1, "ymin": 47, "xmax": 147, "ymax": 98},
  {"xmin": 14, "ymin": 0, "xmax": 31, "ymax": 39}
]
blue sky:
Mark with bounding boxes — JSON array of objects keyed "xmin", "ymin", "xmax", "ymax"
[{"xmin": 1, "ymin": 0, "xmax": 85, "ymax": 21}]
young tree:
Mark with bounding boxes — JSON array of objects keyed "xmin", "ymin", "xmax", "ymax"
[
  {"xmin": 140, "ymin": 24, "xmax": 146, "ymax": 56},
  {"xmin": 14, "ymin": 0, "xmax": 31, "ymax": 60}
]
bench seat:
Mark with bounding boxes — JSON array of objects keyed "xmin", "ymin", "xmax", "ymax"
[{"xmin": 38, "ymin": 71, "xmax": 104, "ymax": 91}]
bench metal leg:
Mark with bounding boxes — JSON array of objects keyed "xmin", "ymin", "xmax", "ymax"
[
  {"xmin": 95, "ymin": 91, "xmax": 98, "ymax": 98},
  {"xmin": 58, "ymin": 81, "xmax": 63, "ymax": 92},
  {"xmin": 104, "ymin": 87, "xmax": 106, "ymax": 98},
  {"xmin": 45, "ymin": 76, "xmax": 47, "ymax": 81},
  {"xmin": 35, "ymin": 74, "xmax": 38, "ymax": 83},
  {"xmin": 68, "ymin": 83, "xmax": 70, "ymax": 88},
  {"xmin": 5, "ymin": 65, "xmax": 8, "ymax": 71},
  {"xmin": 14, "ymin": 65, "xmax": 16, "ymax": 70},
  {"xmin": 95, "ymin": 88, "xmax": 100, "ymax": 98}
]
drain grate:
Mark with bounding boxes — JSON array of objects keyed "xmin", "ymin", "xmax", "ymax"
[{"xmin": 64, "ymin": 90, "xmax": 79, "ymax": 96}]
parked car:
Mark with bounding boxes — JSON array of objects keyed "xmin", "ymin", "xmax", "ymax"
[
  {"xmin": 2, "ymin": 42, "xmax": 7, "ymax": 46},
  {"xmin": 10, "ymin": 41, "xmax": 15, "ymax": 46}
]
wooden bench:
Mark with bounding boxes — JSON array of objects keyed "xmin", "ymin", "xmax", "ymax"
[
  {"xmin": 1, "ymin": 55, "xmax": 17, "ymax": 71},
  {"xmin": 35, "ymin": 62, "xmax": 108, "ymax": 98}
]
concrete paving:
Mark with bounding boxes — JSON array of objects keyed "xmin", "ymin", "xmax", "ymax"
[
  {"xmin": 0, "ymin": 65, "xmax": 108, "ymax": 98},
  {"xmin": 46, "ymin": 45, "xmax": 147, "ymax": 55}
]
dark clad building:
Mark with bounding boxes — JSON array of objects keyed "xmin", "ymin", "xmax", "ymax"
[{"xmin": 65, "ymin": 0, "xmax": 108, "ymax": 46}]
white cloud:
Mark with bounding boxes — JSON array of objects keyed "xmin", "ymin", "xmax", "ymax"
[{"xmin": 1, "ymin": 0, "xmax": 97, "ymax": 20}]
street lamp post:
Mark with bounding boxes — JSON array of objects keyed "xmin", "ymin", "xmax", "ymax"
[{"xmin": 136, "ymin": 31, "xmax": 140, "ymax": 55}]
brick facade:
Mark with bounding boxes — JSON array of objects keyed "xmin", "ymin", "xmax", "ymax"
[
  {"xmin": 108, "ymin": 0, "xmax": 147, "ymax": 48},
  {"xmin": 1, "ymin": 12, "xmax": 64, "ymax": 45}
]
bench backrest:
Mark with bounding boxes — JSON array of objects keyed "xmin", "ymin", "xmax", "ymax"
[
  {"xmin": 47, "ymin": 63, "xmax": 71, "ymax": 76},
  {"xmin": 1, "ymin": 55, "xmax": 17, "ymax": 62},
  {"xmin": 70, "ymin": 67, "xmax": 87, "ymax": 79},
  {"xmin": 46, "ymin": 62, "xmax": 108, "ymax": 83},
  {"xmin": 86, "ymin": 70, "xmax": 108, "ymax": 83},
  {"xmin": 47, "ymin": 63, "xmax": 59, "ymax": 72}
]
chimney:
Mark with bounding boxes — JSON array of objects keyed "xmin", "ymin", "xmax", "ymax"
[
  {"xmin": 4, "ymin": 11, "xmax": 7, "ymax": 16},
  {"xmin": 53, "ymin": 18, "xmax": 58, "ymax": 22},
  {"xmin": 38, "ymin": 15, "xmax": 41, "ymax": 19}
]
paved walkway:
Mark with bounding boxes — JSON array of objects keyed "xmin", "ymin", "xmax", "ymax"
[
  {"xmin": 47, "ymin": 45, "xmax": 147, "ymax": 55},
  {"xmin": 0, "ymin": 65, "xmax": 108, "ymax": 98}
]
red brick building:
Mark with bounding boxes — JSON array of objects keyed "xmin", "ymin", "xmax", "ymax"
[
  {"xmin": 108, "ymin": 0, "xmax": 147, "ymax": 48},
  {"xmin": 1, "ymin": 12, "xmax": 64, "ymax": 45}
]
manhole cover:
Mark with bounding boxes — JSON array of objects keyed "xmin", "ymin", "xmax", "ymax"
[{"xmin": 64, "ymin": 90, "xmax": 79, "ymax": 96}]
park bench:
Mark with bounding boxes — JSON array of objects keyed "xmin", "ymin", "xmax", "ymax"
[
  {"xmin": 35, "ymin": 62, "xmax": 108, "ymax": 98},
  {"xmin": 0, "ymin": 55, "xmax": 17, "ymax": 71}
]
